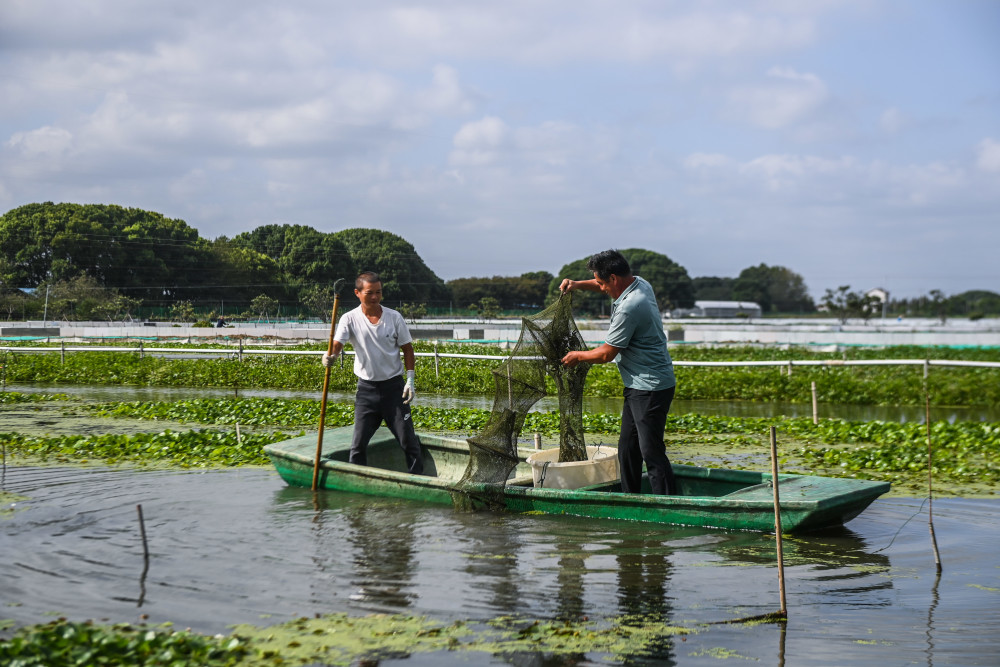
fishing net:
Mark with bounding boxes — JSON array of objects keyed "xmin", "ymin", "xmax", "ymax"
[{"xmin": 456, "ymin": 293, "xmax": 592, "ymax": 494}]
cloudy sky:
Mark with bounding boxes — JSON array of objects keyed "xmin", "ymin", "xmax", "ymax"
[{"xmin": 2, "ymin": 0, "xmax": 998, "ymax": 299}]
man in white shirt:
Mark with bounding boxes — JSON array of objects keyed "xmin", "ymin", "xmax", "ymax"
[{"xmin": 322, "ymin": 271, "xmax": 423, "ymax": 474}]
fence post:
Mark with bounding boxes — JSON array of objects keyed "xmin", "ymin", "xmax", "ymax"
[
  {"xmin": 787, "ymin": 361, "xmax": 793, "ymax": 377},
  {"xmin": 434, "ymin": 340, "xmax": 440, "ymax": 379},
  {"xmin": 139, "ymin": 341, "xmax": 144, "ymax": 359},
  {"xmin": 60, "ymin": 341, "xmax": 65, "ymax": 364},
  {"xmin": 923, "ymin": 359, "xmax": 929, "ymax": 380},
  {"xmin": 239, "ymin": 339, "xmax": 244, "ymax": 363}
]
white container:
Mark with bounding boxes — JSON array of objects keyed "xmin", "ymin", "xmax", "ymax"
[{"xmin": 526, "ymin": 445, "xmax": 619, "ymax": 489}]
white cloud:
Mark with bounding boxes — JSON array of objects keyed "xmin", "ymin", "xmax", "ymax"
[
  {"xmin": 449, "ymin": 116, "xmax": 509, "ymax": 166},
  {"xmin": 7, "ymin": 125, "xmax": 73, "ymax": 158},
  {"xmin": 729, "ymin": 67, "xmax": 829, "ymax": 129},
  {"xmin": 976, "ymin": 138, "xmax": 1000, "ymax": 172},
  {"xmin": 879, "ymin": 107, "xmax": 906, "ymax": 134},
  {"xmin": 683, "ymin": 153, "xmax": 735, "ymax": 170}
]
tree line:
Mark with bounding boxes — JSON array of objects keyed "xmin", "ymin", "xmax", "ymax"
[{"xmin": 1, "ymin": 203, "xmax": 996, "ymax": 322}]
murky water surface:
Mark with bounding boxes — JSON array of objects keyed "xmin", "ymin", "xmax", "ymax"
[
  {"xmin": 2, "ymin": 465, "xmax": 997, "ymax": 665},
  {"xmin": 9, "ymin": 382, "xmax": 999, "ymax": 422}
]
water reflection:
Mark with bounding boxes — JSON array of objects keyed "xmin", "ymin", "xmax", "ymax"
[
  {"xmin": 463, "ymin": 515, "xmax": 523, "ymax": 614},
  {"xmin": 553, "ymin": 533, "xmax": 585, "ymax": 622},
  {"xmin": 342, "ymin": 503, "xmax": 417, "ymax": 609}
]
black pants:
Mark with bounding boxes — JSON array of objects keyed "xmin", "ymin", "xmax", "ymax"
[
  {"xmin": 618, "ymin": 385, "xmax": 676, "ymax": 495},
  {"xmin": 351, "ymin": 375, "xmax": 424, "ymax": 475}
]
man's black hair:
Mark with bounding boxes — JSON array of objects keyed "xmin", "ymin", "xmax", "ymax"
[
  {"xmin": 356, "ymin": 271, "xmax": 380, "ymax": 290},
  {"xmin": 586, "ymin": 249, "xmax": 631, "ymax": 281}
]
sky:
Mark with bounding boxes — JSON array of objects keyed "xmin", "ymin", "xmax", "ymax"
[{"xmin": 1, "ymin": 0, "xmax": 998, "ymax": 300}]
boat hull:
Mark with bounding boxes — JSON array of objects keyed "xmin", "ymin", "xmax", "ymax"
[{"xmin": 264, "ymin": 427, "xmax": 890, "ymax": 533}]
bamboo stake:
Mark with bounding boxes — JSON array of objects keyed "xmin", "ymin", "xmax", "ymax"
[
  {"xmin": 137, "ymin": 504, "xmax": 150, "ymax": 576},
  {"xmin": 313, "ymin": 279, "xmax": 345, "ymax": 491},
  {"xmin": 770, "ymin": 426, "xmax": 788, "ymax": 618},
  {"xmin": 720, "ymin": 426, "xmax": 790, "ymax": 625},
  {"xmin": 926, "ymin": 395, "xmax": 943, "ymax": 573},
  {"xmin": 811, "ymin": 381, "xmax": 818, "ymax": 425}
]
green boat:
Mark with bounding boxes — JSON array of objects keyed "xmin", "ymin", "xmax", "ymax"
[{"xmin": 264, "ymin": 426, "xmax": 890, "ymax": 533}]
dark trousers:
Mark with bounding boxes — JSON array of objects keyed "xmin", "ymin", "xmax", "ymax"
[
  {"xmin": 352, "ymin": 375, "xmax": 424, "ymax": 475},
  {"xmin": 618, "ymin": 385, "xmax": 676, "ymax": 495}
]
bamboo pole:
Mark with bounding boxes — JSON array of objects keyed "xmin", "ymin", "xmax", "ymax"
[
  {"xmin": 926, "ymin": 395, "xmax": 943, "ymax": 573},
  {"xmin": 811, "ymin": 381, "xmax": 818, "ymax": 425},
  {"xmin": 312, "ymin": 279, "xmax": 345, "ymax": 491},
  {"xmin": 137, "ymin": 504, "xmax": 150, "ymax": 577},
  {"xmin": 770, "ymin": 426, "xmax": 788, "ymax": 618}
]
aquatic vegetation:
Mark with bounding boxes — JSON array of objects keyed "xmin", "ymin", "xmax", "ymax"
[
  {"xmin": 0, "ymin": 619, "xmax": 251, "ymax": 667},
  {"xmin": 0, "ymin": 429, "xmax": 289, "ymax": 467},
  {"xmin": 0, "ymin": 612, "xmax": 695, "ymax": 666},
  {"xmin": 0, "ymin": 391, "xmax": 70, "ymax": 405}
]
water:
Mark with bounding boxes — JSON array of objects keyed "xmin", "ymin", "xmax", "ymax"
[
  {"xmin": 8, "ymin": 383, "xmax": 999, "ymax": 423},
  {"xmin": 2, "ymin": 465, "xmax": 998, "ymax": 665}
]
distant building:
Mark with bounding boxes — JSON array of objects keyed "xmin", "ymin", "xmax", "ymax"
[
  {"xmin": 866, "ymin": 287, "xmax": 889, "ymax": 303},
  {"xmin": 671, "ymin": 300, "xmax": 763, "ymax": 319},
  {"xmin": 866, "ymin": 287, "xmax": 890, "ymax": 319}
]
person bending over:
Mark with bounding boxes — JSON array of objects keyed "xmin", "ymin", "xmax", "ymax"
[{"xmin": 560, "ymin": 249, "xmax": 677, "ymax": 495}]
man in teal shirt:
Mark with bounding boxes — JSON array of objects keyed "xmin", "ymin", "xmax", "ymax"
[{"xmin": 560, "ymin": 249, "xmax": 677, "ymax": 495}]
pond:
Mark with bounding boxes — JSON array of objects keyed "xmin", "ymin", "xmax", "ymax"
[{"xmin": 2, "ymin": 464, "xmax": 998, "ymax": 665}]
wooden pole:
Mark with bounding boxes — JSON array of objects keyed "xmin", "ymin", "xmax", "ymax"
[
  {"xmin": 312, "ymin": 280, "xmax": 345, "ymax": 491},
  {"xmin": 137, "ymin": 504, "xmax": 150, "ymax": 576},
  {"xmin": 926, "ymin": 394, "xmax": 943, "ymax": 573},
  {"xmin": 769, "ymin": 426, "xmax": 788, "ymax": 618},
  {"xmin": 811, "ymin": 381, "xmax": 818, "ymax": 425}
]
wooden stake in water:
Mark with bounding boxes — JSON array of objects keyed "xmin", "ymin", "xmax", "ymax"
[
  {"xmin": 137, "ymin": 504, "xmax": 150, "ymax": 577},
  {"xmin": 811, "ymin": 381, "xmax": 818, "ymax": 425},
  {"xmin": 926, "ymin": 395, "xmax": 943, "ymax": 573},
  {"xmin": 769, "ymin": 426, "xmax": 788, "ymax": 618}
]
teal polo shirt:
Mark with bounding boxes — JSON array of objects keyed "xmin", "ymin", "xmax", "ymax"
[{"xmin": 604, "ymin": 276, "xmax": 676, "ymax": 391}]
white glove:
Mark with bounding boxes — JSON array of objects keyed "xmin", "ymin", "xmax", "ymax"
[
  {"xmin": 321, "ymin": 351, "xmax": 339, "ymax": 367},
  {"xmin": 402, "ymin": 370, "xmax": 416, "ymax": 405}
]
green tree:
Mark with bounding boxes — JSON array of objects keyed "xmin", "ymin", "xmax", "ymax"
[
  {"xmin": 469, "ymin": 296, "xmax": 501, "ymax": 320},
  {"xmin": 299, "ymin": 285, "xmax": 337, "ymax": 322},
  {"xmin": 398, "ymin": 302, "xmax": 428, "ymax": 323},
  {"xmin": 822, "ymin": 285, "xmax": 879, "ymax": 324},
  {"xmin": 249, "ymin": 294, "xmax": 280, "ymax": 321},
  {"xmin": 169, "ymin": 300, "xmax": 196, "ymax": 323},
  {"xmin": 0, "ymin": 203, "xmax": 215, "ymax": 307},
  {"xmin": 91, "ymin": 294, "xmax": 143, "ymax": 322},
  {"xmin": 692, "ymin": 276, "xmax": 734, "ymax": 301},
  {"xmin": 332, "ymin": 228, "xmax": 450, "ymax": 306},
  {"xmin": 732, "ymin": 264, "xmax": 815, "ymax": 313},
  {"xmin": 231, "ymin": 224, "xmax": 355, "ymax": 291},
  {"xmin": 206, "ymin": 239, "xmax": 283, "ymax": 304},
  {"xmin": 448, "ymin": 271, "xmax": 553, "ymax": 311}
]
